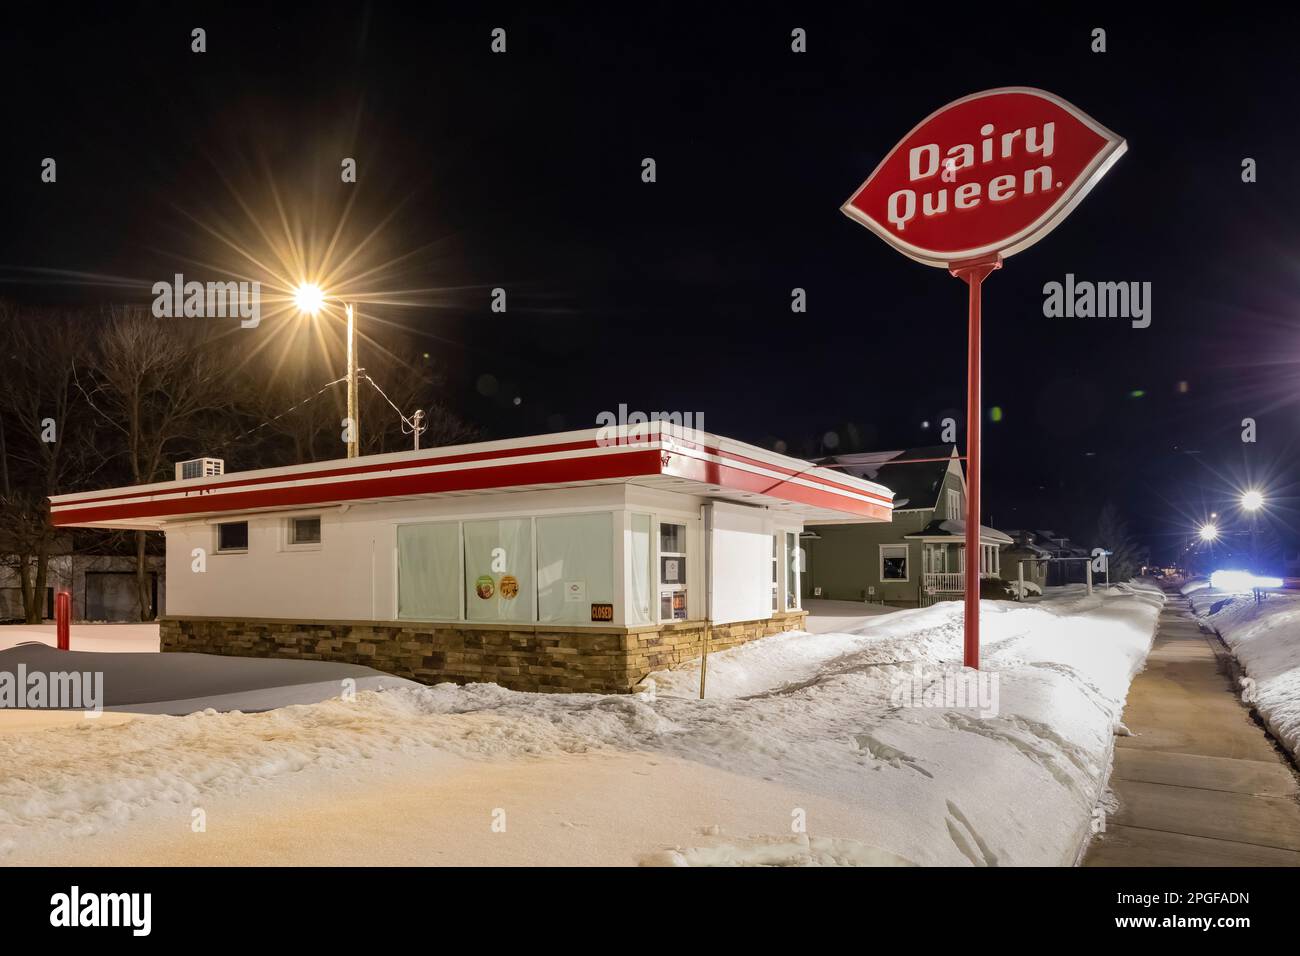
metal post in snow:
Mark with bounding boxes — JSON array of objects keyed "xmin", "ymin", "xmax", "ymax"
[
  {"xmin": 1018, "ymin": 561, "xmax": 1025, "ymax": 602},
  {"xmin": 55, "ymin": 590, "xmax": 71, "ymax": 650},
  {"xmin": 699, "ymin": 503, "xmax": 712, "ymax": 700},
  {"xmin": 950, "ymin": 255, "xmax": 1001, "ymax": 670}
]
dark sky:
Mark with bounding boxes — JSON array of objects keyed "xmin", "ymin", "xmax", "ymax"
[{"xmin": 4, "ymin": 3, "xmax": 1299, "ymax": 561}]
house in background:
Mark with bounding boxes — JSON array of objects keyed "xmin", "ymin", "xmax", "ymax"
[
  {"xmin": 802, "ymin": 445, "xmax": 1011, "ymax": 607},
  {"xmin": 999, "ymin": 529, "xmax": 1092, "ymax": 586},
  {"xmin": 999, "ymin": 530, "xmax": 1052, "ymax": 596},
  {"xmin": 0, "ymin": 530, "xmax": 164, "ymax": 623}
]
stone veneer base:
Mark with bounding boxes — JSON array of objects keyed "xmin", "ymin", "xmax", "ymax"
[{"xmin": 159, "ymin": 610, "xmax": 809, "ymax": 694}]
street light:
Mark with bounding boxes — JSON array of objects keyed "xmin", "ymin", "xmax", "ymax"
[
  {"xmin": 1241, "ymin": 488, "xmax": 1265, "ymax": 571},
  {"xmin": 1198, "ymin": 522, "xmax": 1219, "ymax": 543},
  {"xmin": 294, "ymin": 283, "xmax": 359, "ymax": 459},
  {"xmin": 293, "ymin": 283, "xmax": 325, "ymax": 317}
]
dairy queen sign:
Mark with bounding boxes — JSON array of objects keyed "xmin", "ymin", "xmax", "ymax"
[{"xmin": 841, "ymin": 87, "xmax": 1125, "ymax": 668}]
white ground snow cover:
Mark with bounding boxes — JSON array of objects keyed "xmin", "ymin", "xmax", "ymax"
[
  {"xmin": 1184, "ymin": 585, "xmax": 1300, "ymax": 760},
  {"xmin": 0, "ymin": 585, "xmax": 1162, "ymax": 866},
  {"xmin": 0, "ymin": 622, "xmax": 159, "ymax": 653}
]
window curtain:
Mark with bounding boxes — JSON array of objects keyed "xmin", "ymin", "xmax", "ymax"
[
  {"xmin": 463, "ymin": 518, "xmax": 534, "ymax": 622},
  {"xmin": 628, "ymin": 514, "xmax": 653, "ymax": 626},
  {"xmin": 397, "ymin": 523, "xmax": 460, "ymax": 620}
]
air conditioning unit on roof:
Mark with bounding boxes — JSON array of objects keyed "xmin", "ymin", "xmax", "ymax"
[{"xmin": 175, "ymin": 457, "xmax": 225, "ymax": 481}]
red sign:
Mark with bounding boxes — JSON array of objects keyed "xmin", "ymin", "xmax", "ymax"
[{"xmin": 841, "ymin": 87, "xmax": 1125, "ymax": 267}]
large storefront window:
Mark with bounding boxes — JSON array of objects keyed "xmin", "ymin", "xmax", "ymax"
[
  {"xmin": 397, "ymin": 523, "xmax": 460, "ymax": 620},
  {"xmin": 771, "ymin": 535, "xmax": 779, "ymax": 611},
  {"xmin": 464, "ymin": 518, "xmax": 534, "ymax": 622},
  {"xmin": 628, "ymin": 514, "xmax": 654, "ymax": 626},
  {"xmin": 536, "ymin": 513, "xmax": 613, "ymax": 625}
]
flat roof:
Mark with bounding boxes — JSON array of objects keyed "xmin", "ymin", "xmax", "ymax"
[{"xmin": 50, "ymin": 423, "xmax": 894, "ymax": 530}]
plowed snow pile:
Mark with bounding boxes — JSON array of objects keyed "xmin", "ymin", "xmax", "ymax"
[
  {"xmin": 1186, "ymin": 584, "xmax": 1300, "ymax": 760},
  {"xmin": 0, "ymin": 584, "xmax": 1163, "ymax": 866}
]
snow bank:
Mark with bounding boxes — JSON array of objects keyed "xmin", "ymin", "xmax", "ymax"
[
  {"xmin": 0, "ymin": 585, "xmax": 1163, "ymax": 866},
  {"xmin": 1185, "ymin": 588, "xmax": 1300, "ymax": 759},
  {"xmin": 0, "ymin": 622, "xmax": 159, "ymax": 653}
]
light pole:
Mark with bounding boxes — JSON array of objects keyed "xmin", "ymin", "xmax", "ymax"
[
  {"xmin": 1241, "ymin": 489, "xmax": 1264, "ymax": 571},
  {"xmin": 345, "ymin": 302, "xmax": 358, "ymax": 459},
  {"xmin": 295, "ymin": 283, "xmax": 359, "ymax": 459}
]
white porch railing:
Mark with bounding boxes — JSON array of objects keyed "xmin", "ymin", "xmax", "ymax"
[{"xmin": 922, "ymin": 572, "xmax": 964, "ymax": 593}]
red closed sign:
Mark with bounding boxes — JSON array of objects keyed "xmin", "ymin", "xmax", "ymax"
[{"xmin": 841, "ymin": 87, "xmax": 1125, "ymax": 267}]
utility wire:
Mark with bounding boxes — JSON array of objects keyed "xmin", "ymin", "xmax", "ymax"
[
  {"xmin": 361, "ymin": 372, "xmax": 426, "ymax": 439},
  {"xmin": 209, "ymin": 376, "xmax": 347, "ymax": 452}
]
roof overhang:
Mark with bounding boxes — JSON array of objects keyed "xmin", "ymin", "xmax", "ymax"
[{"xmin": 50, "ymin": 423, "xmax": 895, "ymax": 531}]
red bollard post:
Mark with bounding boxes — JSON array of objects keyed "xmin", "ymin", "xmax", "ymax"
[{"xmin": 55, "ymin": 590, "xmax": 71, "ymax": 650}]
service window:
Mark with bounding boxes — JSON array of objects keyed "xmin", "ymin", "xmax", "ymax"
[
  {"xmin": 288, "ymin": 516, "xmax": 322, "ymax": 546},
  {"xmin": 880, "ymin": 544, "xmax": 909, "ymax": 582},
  {"xmin": 216, "ymin": 521, "xmax": 248, "ymax": 552},
  {"xmin": 659, "ymin": 521, "xmax": 687, "ymax": 621}
]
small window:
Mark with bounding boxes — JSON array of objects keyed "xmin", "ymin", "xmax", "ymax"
[
  {"xmin": 880, "ymin": 544, "xmax": 909, "ymax": 581},
  {"xmin": 947, "ymin": 489, "xmax": 962, "ymax": 521},
  {"xmin": 659, "ymin": 522, "xmax": 686, "ymax": 555},
  {"xmin": 289, "ymin": 516, "xmax": 322, "ymax": 546},
  {"xmin": 217, "ymin": 521, "xmax": 248, "ymax": 552}
]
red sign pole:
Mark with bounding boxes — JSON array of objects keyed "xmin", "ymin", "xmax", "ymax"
[
  {"xmin": 839, "ymin": 89, "xmax": 1125, "ymax": 669},
  {"xmin": 950, "ymin": 255, "xmax": 1000, "ymax": 670}
]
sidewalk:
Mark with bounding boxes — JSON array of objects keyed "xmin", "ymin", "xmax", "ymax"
[{"xmin": 1085, "ymin": 592, "xmax": 1300, "ymax": 865}]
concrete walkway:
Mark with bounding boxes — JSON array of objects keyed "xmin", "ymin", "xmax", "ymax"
[{"xmin": 1085, "ymin": 591, "xmax": 1300, "ymax": 865}]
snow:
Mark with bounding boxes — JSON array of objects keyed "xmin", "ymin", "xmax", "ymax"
[
  {"xmin": 0, "ymin": 584, "xmax": 1163, "ymax": 866},
  {"xmin": 1006, "ymin": 580, "xmax": 1043, "ymax": 600},
  {"xmin": 1185, "ymin": 586, "xmax": 1300, "ymax": 760},
  {"xmin": 802, "ymin": 598, "xmax": 899, "ymax": 634},
  {"xmin": 0, "ymin": 622, "xmax": 159, "ymax": 653}
]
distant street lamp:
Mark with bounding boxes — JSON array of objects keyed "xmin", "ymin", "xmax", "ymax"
[
  {"xmin": 295, "ymin": 283, "xmax": 359, "ymax": 459},
  {"xmin": 1198, "ymin": 522, "xmax": 1219, "ymax": 543},
  {"xmin": 1241, "ymin": 488, "xmax": 1265, "ymax": 570}
]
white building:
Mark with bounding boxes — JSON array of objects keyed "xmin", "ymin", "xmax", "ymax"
[{"xmin": 50, "ymin": 423, "xmax": 893, "ymax": 692}]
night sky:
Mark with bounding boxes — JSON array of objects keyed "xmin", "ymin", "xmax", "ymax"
[{"xmin": 4, "ymin": 4, "xmax": 1299, "ymax": 561}]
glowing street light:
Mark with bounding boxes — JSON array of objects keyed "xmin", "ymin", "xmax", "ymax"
[
  {"xmin": 293, "ymin": 282, "xmax": 325, "ymax": 317},
  {"xmin": 1198, "ymin": 522, "xmax": 1219, "ymax": 543},
  {"xmin": 1241, "ymin": 489, "xmax": 1265, "ymax": 512},
  {"xmin": 294, "ymin": 283, "xmax": 359, "ymax": 459}
]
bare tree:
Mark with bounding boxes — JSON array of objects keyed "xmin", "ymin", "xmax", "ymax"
[
  {"xmin": 0, "ymin": 304, "xmax": 102, "ymax": 622},
  {"xmin": 81, "ymin": 307, "xmax": 238, "ymax": 620}
]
